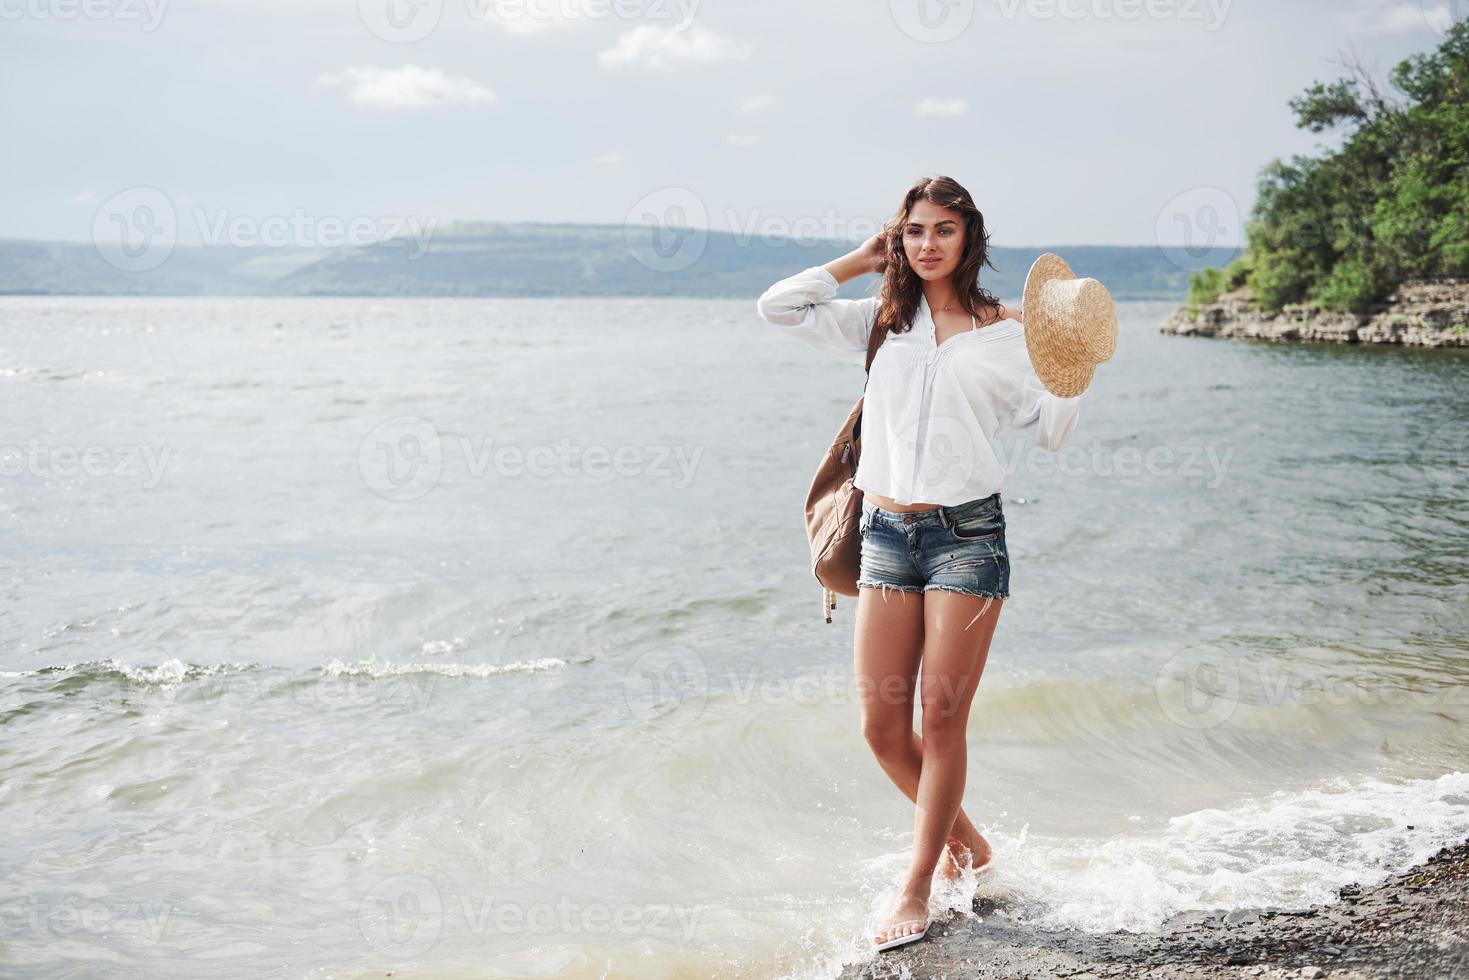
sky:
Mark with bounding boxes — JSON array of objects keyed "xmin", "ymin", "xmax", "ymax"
[{"xmin": 0, "ymin": 0, "xmax": 1460, "ymax": 250}]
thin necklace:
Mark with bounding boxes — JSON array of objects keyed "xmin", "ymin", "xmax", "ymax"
[{"xmin": 935, "ymin": 297, "xmax": 1001, "ymax": 328}]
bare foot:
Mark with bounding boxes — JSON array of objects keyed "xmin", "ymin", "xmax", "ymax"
[
  {"xmin": 933, "ymin": 842, "xmax": 967, "ymax": 884},
  {"xmin": 932, "ymin": 834, "xmax": 994, "ymax": 885},
  {"xmin": 967, "ymin": 832, "xmax": 994, "ymax": 870},
  {"xmin": 871, "ymin": 889, "xmax": 931, "ymax": 947}
]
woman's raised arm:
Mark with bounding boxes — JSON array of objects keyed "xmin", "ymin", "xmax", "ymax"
[{"xmin": 754, "ymin": 236, "xmax": 885, "ymax": 367}]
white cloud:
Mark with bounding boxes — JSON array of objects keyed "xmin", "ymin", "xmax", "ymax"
[
  {"xmin": 70, "ymin": 190, "xmax": 97, "ymax": 206},
  {"xmin": 726, "ymin": 133, "xmax": 760, "ymax": 147},
  {"xmin": 596, "ymin": 25, "xmax": 752, "ymax": 71},
  {"xmin": 594, "ymin": 151, "xmax": 623, "ymax": 165},
  {"xmin": 738, "ymin": 95, "xmax": 775, "ymax": 113},
  {"xmin": 915, "ymin": 97, "xmax": 968, "ymax": 117},
  {"xmin": 316, "ymin": 65, "xmax": 497, "ymax": 111},
  {"xmin": 1348, "ymin": 2, "xmax": 1441, "ymax": 34}
]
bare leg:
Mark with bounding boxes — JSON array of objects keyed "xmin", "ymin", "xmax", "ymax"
[
  {"xmin": 866, "ymin": 590, "xmax": 1002, "ymax": 946},
  {"xmin": 854, "ymin": 585, "xmax": 988, "ymax": 850}
]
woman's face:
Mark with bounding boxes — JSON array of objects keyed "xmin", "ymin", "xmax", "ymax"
[{"xmin": 901, "ymin": 199, "xmax": 966, "ymax": 282}]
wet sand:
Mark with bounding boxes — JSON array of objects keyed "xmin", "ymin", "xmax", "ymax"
[{"xmin": 842, "ymin": 837, "xmax": 1469, "ymax": 979}]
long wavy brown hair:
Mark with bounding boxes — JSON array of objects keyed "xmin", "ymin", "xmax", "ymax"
[{"xmin": 864, "ymin": 175, "xmax": 1005, "ymax": 373}]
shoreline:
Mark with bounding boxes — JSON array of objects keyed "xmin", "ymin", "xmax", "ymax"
[
  {"xmin": 840, "ymin": 837, "xmax": 1469, "ymax": 979},
  {"xmin": 1159, "ymin": 280, "xmax": 1469, "ymax": 348}
]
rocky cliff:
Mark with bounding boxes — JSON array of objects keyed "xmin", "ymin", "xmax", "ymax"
[{"xmin": 1160, "ymin": 279, "xmax": 1469, "ymax": 347}]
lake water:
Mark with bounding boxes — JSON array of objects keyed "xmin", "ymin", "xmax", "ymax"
[{"xmin": 1, "ymin": 294, "xmax": 1467, "ymax": 979}]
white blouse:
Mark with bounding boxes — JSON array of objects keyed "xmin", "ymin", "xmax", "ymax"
[{"xmin": 756, "ymin": 264, "xmax": 1083, "ymax": 506}]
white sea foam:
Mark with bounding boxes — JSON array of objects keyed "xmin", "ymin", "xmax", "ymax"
[
  {"xmin": 419, "ymin": 636, "xmax": 469, "ymax": 656},
  {"xmin": 2, "ymin": 658, "xmax": 261, "ymax": 685},
  {"xmin": 319, "ymin": 656, "xmax": 569, "ymax": 678},
  {"xmin": 1003, "ymin": 770, "xmax": 1469, "ymax": 934}
]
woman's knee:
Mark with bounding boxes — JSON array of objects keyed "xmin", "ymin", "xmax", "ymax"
[
  {"xmin": 861, "ymin": 710, "xmax": 912, "ymax": 754},
  {"xmin": 919, "ymin": 700, "xmax": 970, "ymax": 743}
]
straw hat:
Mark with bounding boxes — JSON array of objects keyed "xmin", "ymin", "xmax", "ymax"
[{"xmin": 1021, "ymin": 252, "xmax": 1118, "ymax": 397}]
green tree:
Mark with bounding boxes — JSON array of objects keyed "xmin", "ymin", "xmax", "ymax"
[{"xmin": 1190, "ymin": 19, "xmax": 1469, "ymax": 314}]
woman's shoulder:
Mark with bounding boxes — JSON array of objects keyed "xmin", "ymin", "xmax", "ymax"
[{"xmin": 973, "ymin": 301, "xmax": 1021, "ymax": 327}]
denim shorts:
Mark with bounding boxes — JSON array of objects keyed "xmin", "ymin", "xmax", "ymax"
[{"xmin": 856, "ymin": 492, "xmax": 1010, "ymax": 602}]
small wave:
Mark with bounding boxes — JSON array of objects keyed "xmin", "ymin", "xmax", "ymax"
[
  {"xmin": 319, "ymin": 656, "xmax": 568, "ymax": 679},
  {"xmin": 10, "ymin": 658, "xmax": 262, "ymax": 686},
  {"xmin": 1012, "ymin": 770, "xmax": 1469, "ymax": 934},
  {"xmin": 973, "ymin": 662, "xmax": 1465, "ymax": 750}
]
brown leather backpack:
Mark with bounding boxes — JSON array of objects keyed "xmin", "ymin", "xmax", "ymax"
[{"xmin": 804, "ymin": 314, "xmax": 889, "ymax": 622}]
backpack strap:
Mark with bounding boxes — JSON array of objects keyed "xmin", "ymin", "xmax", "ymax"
[{"xmin": 857, "ymin": 306, "xmax": 888, "ymax": 441}]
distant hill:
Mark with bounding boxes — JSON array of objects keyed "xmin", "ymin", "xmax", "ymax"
[{"xmin": 0, "ymin": 223, "xmax": 1237, "ymax": 301}]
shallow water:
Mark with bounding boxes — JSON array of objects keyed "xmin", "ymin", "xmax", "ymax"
[{"xmin": 1, "ymin": 295, "xmax": 1466, "ymax": 978}]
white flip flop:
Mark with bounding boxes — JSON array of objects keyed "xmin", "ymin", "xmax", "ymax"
[{"xmin": 873, "ymin": 914, "xmax": 933, "ymax": 952}]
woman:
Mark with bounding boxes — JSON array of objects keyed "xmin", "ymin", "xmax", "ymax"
[{"xmin": 755, "ymin": 175, "xmax": 1086, "ymax": 951}]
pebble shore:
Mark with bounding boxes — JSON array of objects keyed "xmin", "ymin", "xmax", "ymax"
[{"xmin": 840, "ymin": 837, "xmax": 1469, "ymax": 979}]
